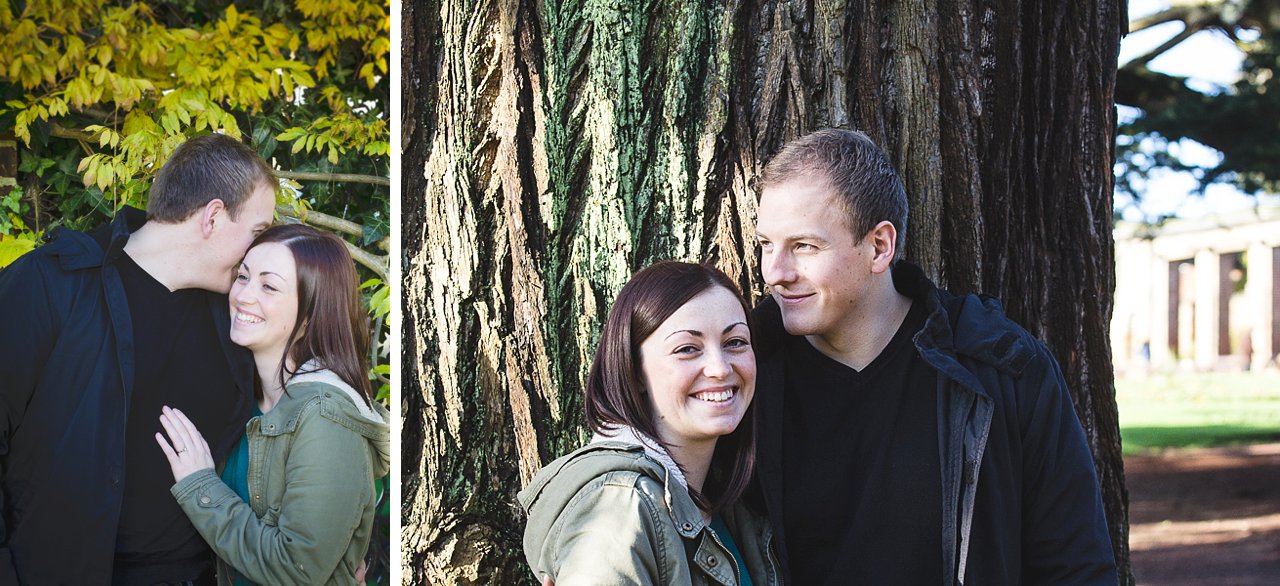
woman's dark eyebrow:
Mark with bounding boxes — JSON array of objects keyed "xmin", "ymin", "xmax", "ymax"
[
  {"xmin": 239, "ymin": 262, "xmax": 288, "ymax": 282},
  {"xmin": 663, "ymin": 321, "xmax": 749, "ymax": 341},
  {"xmin": 665, "ymin": 329, "xmax": 702, "ymax": 341},
  {"xmin": 724, "ymin": 322, "xmax": 748, "ymax": 334}
]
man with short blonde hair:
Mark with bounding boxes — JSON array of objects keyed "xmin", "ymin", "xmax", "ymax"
[
  {"xmin": 0, "ymin": 134, "xmax": 276, "ymax": 585},
  {"xmin": 752, "ymin": 128, "xmax": 1116, "ymax": 585}
]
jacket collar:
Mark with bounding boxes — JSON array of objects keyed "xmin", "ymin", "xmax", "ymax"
[
  {"xmin": 103, "ymin": 206, "xmax": 146, "ymax": 265},
  {"xmin": 288, "ymin": 360, "xmax": 382, "ymax": 423},
  {"xmin": 255, "ymin": 367, "xmax": 392, "ymax": 476},
  {"xmin": 42, "ymin": 207, "xmax": 147, "ymax": 271},
  {"xmin": 590, "ymin": 427, "xmax": 707, "ymax": 533},
  {"xmin": 260, "ymin": 371, "xmax": 389, "ymax": 436},
  {"xmin": 517, "ymin": 430, "xmax": 708, "ymax": 539},
  {"xmin": 893, "ymin": 261, "xmax": 1037, "ymax": 393},
  {"xmin": 592, "ymin": 426, "xmax": 689, "ymax": 490}
]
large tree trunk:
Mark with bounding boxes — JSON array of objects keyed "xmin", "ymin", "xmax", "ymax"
[{"xmin": 402, "ymin": 1, "xmax": 1131, "ymax": 584}]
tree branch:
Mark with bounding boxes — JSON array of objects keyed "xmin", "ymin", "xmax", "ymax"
[
  {"xmin": 277, "ymin": 203, "xmax": 363, "ymax": 236},
  {"xmin": 50, "ymin": 123, "xmax": 92, "ymax": 142},
  {"xmin": 274, "ymin": 205, "xmax": 390, "ymax": 252},
  {"xmin": 276, "ymin": 205, "xmax": 390, "ymax": 278},
  {"xmin": 1125, "ymin": 15, "xmax": 1214, "ymax": 69},
  {"xmin": 49, "ymin": 123, "xmax": 94, "ymax": 156},
  {"xmin": 276, "ymin": 170, "xmax": 390, "ymax": 186},
  {"xmin": 343, "ymin": 242, "xmax": 388, "ymax": 280},
  {"xmin": 1115, "ymin": 66, "xmax": 1197, "ymax": 109},
  {"xmin": 79, "ymin": 107, "xmax": 120, "ymax": 124},
  {"xmin": 1130, "ymin": 6, "xmax": 1195, "ymax": 34},
  {"xmin": 48, "ymin": 125, "xmax": 389, "ymax": 187}
]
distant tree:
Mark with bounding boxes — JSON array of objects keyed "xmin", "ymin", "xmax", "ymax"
[{"xmin": 1117, "ymin": 0, "xmax": 1280, "ymax": 208}]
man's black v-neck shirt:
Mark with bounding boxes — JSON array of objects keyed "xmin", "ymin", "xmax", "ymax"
[
  {"xmin": 113, "ymin": 252, "xmax": 240, "ymax": 584},
  {"xmin": 780, "ymin": 300, "xmax": 943, "ymax": 585}
]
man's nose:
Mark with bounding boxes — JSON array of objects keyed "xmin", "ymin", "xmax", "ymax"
[{"xmin": 761, "ymin": 249, "xmax": 793, "ymax": 286}]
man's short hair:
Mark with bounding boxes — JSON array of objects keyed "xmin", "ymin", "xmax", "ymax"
[
  {"xmin": 760, "ymin": 129, "xmax": 908, "ymax": 258},
  {"xmin": 147, "ymin": 134, "xmax": 277, "ymax": 223}
]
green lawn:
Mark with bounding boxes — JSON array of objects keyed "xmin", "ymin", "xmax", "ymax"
[{"xmin": 1116, "ymin": 371, "xmax": 1280, "ymax": 455}]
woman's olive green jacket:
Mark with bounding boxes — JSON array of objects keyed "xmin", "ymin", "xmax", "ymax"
[
  {"xmin": 170, "ymin": 369, "xmax": 391, "ymax": 585},
  {"xmin": 519, "ymin": 430, "xmax": 783, "ymax": 586}
]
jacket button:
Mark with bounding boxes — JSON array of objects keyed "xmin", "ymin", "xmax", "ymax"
[
  {"xmin": 199, "ymin": 496, "xmax": 211, "ymax": 505},
  {"xmin": 706, "ymin": 556, "xmax": 717, "ymax": 567},
  {"xmin": 267, "ymin": 424, "xmax": 275, "ymax": 430},
  {"xmin": 254, "ymin": 494, "xmax": 261, "ymax": 500},
  {"xmin": 681, "ymin": 522, "xmax": 693, "ymax": 531}
]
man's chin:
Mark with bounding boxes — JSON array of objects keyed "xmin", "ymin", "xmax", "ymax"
[{"xmin": 778, "ymin": 314, "xmax": 815, "ymax": 337}]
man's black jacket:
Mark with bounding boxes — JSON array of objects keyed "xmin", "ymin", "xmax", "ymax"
[
  {"xmin": 0, "ymin": 208, "xmax": 255, "ymax": 584},
  {"xmin": 752, "ymin": 261, "xmax": 1117, "ymax": 585}
]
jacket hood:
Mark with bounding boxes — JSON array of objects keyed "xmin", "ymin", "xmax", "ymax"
[
  {"xmin": 282, "ymin": 368, "xmax": 392, "ymax": 478},
  {"xmin": 591, "ymin": 426, "xmax": 691, "ymax": 491},
  {"xmin": 890, "ymin": 261, "xmax": 1038, "ymax": 379},
  {"xmin": 518, "ymin": 431, "xmax": 707, "ymax": 555}
]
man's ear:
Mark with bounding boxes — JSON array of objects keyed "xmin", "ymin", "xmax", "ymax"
[
  {"xmin": 867, "ymin": 220, "xmax": 898, "ymax": 274},
  {"xmin": 199, "ymin": 199, "xmax": 227, "ymax": 238}
]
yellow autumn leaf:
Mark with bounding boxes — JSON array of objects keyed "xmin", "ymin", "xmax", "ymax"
[{"xmin": 0, "ymin": 236, "xmax": 37, "ymax": 268}]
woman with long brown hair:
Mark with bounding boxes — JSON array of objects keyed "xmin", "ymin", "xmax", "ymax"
[
  {"xmin": 155, "ymin": 223, "xmax": 389, "ymax": 585},
  {"xmin": 520, "ymin": 260, "xmax": 780, "ymax": 586}
]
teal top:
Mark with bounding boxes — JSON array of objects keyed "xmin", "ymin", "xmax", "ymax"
[
  {"xmin": 219, "ymin": 407, "xmax": 263, "ymax": 586},
  {"xmin": 709, "ymin": 515, "xmax": 754, "ymax": 586}
]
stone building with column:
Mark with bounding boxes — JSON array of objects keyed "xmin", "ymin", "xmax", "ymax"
[{"xmin": 1112, "ymin": 205, "xmax": 1280, "ymax": 375}]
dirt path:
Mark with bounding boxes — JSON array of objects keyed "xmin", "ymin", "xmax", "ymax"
[{"xmin": 1126, "ymin": 443, "xmax": 1280, "ymax": 586}]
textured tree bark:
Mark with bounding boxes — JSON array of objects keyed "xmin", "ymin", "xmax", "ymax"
[{"xmin": 402, "ymin": 1, "xmax": 1132, "ymax": 584}]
